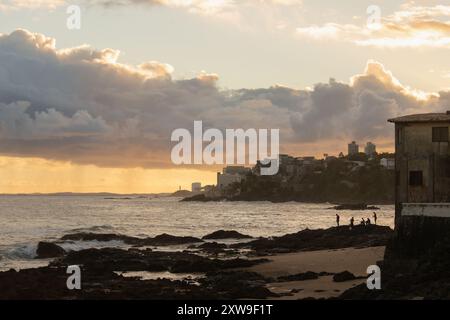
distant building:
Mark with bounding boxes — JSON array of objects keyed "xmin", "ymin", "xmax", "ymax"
[
  {"xmin": 380, "ymin": 158, "xmax": 395, "ymax": 170},
  {"xmin": 365, "ymin": 142, "xmax": 377, "ymax": 157},
  {"xmin": 388, "ymin": 112, "xmax": 450, "ymax": 224},
  {"xmin": 223, "ymin": 166, "xmax": 250, "ymax": 175},
  {"xmin": 217, "ymin": 166, "xmax": 251, "ymax": 190},
  {"xmin": 217, "ymin": 173, "xmax": 241, "ymax": 190},
  {"xmin": 191, "ymin": 182, "xmax": 202, "ymax": 193},
  {"xmin": 348, "ymin": 141, "xmax": 359, "ymax": 156},
  {"xmin": 279, "ymin": 154, "xmax": 297, "ymax": 167},
  {"xmin": 300, "ymin": 156, "xmax": 316, "ymax": 164}
]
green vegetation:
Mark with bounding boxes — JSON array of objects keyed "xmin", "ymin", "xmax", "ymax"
[{"xmin": 225, "ymin": 156, "xmax": 395, "ymax": 204}]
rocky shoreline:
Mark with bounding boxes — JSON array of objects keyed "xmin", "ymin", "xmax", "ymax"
[
  {"xmin": 0, "ymin": 225, "xmax": 393, "ymax": 300},
  {"xmin": 181, "ymin": 194, "xmax": 394, "ymax": 205},
  {"xmin": 232, "ymin": 225, "xmax": 392, "ymax": 255}
]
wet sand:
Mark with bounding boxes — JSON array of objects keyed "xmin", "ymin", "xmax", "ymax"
[{"xmin": 245, "ymin": 246, "xmax": 385, "ymax": 299}]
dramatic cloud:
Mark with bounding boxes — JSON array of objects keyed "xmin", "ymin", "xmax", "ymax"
[
  {"xmin": 0, "ymin": 101, "xmax": 110, "ymax": 139},
  {"xmin": 296, "ymin": 4, "xmax": 450, "ymax": 48},
  {"xmin": 0, "ymin": 29, "xmax": 448, "ymax": 169}
]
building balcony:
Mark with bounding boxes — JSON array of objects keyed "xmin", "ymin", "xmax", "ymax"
[{"xmin": 402, "ymin": 203, "xmax": 450, "ymax": 218}]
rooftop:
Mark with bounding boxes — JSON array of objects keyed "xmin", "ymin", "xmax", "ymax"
[{"xmin": 388, "ymin": 112, "xmax": 450, "ymax": 123}]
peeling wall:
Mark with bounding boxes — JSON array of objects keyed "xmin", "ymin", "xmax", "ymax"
[{"xmin": 394, "ymin": 122, "xmax": 450, "ymax": 224}]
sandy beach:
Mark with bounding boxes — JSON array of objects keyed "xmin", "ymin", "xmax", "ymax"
[{"xmin": 245, "ymin": 246, "xmax": 385, "ymax": 299}]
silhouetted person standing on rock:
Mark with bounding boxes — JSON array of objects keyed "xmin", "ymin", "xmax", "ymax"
[
  {"xmin": 360, "ymin": 218, "xmax": 365, "ymax": 225},
  {"xmin": 350, "ymin": 217, "xmax": 354, "ymax": 229},
  {"xmin": 366, "ymin": 218, "xmax": 371, "ymax": 225},
  {"xmin": 373, "ymin": 212, "xmax": 377, "ymax": 225},
  {"xmin": 336, "ymin": 214, "xmax": 340, "ymax": 227}
]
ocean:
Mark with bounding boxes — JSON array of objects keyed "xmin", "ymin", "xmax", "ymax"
[{"xmin": 0, "ymin": 196, "xmax": 394, "ymax": 271}]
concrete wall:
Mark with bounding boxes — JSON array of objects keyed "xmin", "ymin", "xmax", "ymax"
[
  {"xmin": 385, "ymin": 215, "xmax": 450, "ymax": 260},
  {"xmin": 191, "ymin": 183, "xmax": 202, "ymax": 193},
  {"xmin": 394, "ymin": 122, "xmax": 450, "ymax": 224},
  {"xmin": 402, "ymin": 203, "xmax": 450, "ymax": 218},
  {"xmin": 386, "ymin": 120, "xmax": 450, "ymax": 263}
]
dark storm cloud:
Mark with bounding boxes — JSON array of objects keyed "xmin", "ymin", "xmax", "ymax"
[{"xmin": 0, "ymin": 29, "xmax": 447, "ymax": 168}]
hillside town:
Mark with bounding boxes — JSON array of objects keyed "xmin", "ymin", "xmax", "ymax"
[{"xmin": 187, "ymin": 141, "xmax": 396, "ymax": 203}]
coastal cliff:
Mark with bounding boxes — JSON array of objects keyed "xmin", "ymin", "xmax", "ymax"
[{"xmin": 185, "ymin": 159, "xmax": 395, "ymax": 204}]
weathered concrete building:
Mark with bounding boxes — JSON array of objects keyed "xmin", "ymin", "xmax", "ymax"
[
  {"xmin": 217, "ymin": 166, "xmax": 251, "ymax": 190},
  {"xmin": 191, "ymin": 182, "xmax": 202, "ymax": 193},
  {"xmin": 389, "ymin": 112, "xmax": 450, "ymax": 224},
  {"xmin": 365, "ymin": 142, "xmax": 377, "ymax": 157},
  {"xmin": 387, "ymin": 112, "xmax": 450, "ymax": 258},
  {"xmin": 380, "ymin": 158, "xmax": 395, "ymax": 170},
  {"xmin": 348, "ymin": 141, "xmax": 359, "ymax": 156}
]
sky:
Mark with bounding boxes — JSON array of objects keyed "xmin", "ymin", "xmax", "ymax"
[{"xmin": 0, "ymin": 0, "xmax": 449, "ymax": 193}]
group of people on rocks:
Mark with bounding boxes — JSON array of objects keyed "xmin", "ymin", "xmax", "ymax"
[{"xmin": 335, "ymin": 212, "xmax": 377, "ymax": 228}]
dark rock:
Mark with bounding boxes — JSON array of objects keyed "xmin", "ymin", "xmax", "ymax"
[
  {"xmin": 0, "ymin": 254, "xmax": 273, "ymax": 300},
  {"xmin": 36, "ymin": 242, "xmax": 66, "ymax": 259},
  {"xmin": 53, "ymin": 247, "xmax": 268, "ymax": 274},
  {"xmin": 319, "ymin": 271, "xmax": 335, "ymax": 276},
  {"xmin": 200, "ymin": 271, "xmax": 278, "ymax": 299},
  {"xmin": 333, "ymin": 271, "xmax": 357, "ymax": 282},
  {"xmin": 181, "ymin": 194, "xmax": 222, "ymax": 202},
  {"xmin": 291, "ymin": 288, "xmax": 303, "ymax": 293},
  {"xmin": 277, "ymin": 271, "xmax": 319, "ymax": 282},
  {"xmin": 170, "ymin": 190, "xmax": 192, "ymax": 197},
  {"xmin": 194, "ymin": 242, "xmax": 228, "ymax": 254},
  {"xmin": 202, "ymin": 230, "xmax": 253, "ymax": 240},
  {"xmin": 148, "ymin": 234, "xmax": 203, "ymax": 246},
  {"xmin": 277, "ymin": 271, "xmax": 334, "ymax": 282},
  {"xmin": 62, "ymin": 232, "xmax": 136, "ymax": 243},
  {"xmin": 198, "ymin": 242, "xmax": 227, "ymax": 249},
  {"xmin": 232, "ymin": 225, "xmax": 393, "ymax": 254},
  {"xmin": 338, "ymin": 283, "xmax": 382, "ymax": 300},
  {"xmin": 61, "ymin": 232, "xmax": 203, "ymax": 246},
  {"xmin": 332, "ymin": 203, "xmax": 380, "ymax": 210}
]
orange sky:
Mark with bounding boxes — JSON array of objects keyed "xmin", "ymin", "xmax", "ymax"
[
  {"xmin": 0, "ymin": 156, "xmax": 217, "ymax": 194},
  {"xmin": 0, "ymin": 136, "xmax": 394, "ymax": 194}
]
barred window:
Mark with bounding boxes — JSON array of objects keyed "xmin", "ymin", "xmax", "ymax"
[
  {"xmin": 409, "ymin": 171, "xmax": 423, "ymax": 186},
  {"xmin": 432, "ymin": 127, "xmax": 449, "ymax": 142}
]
